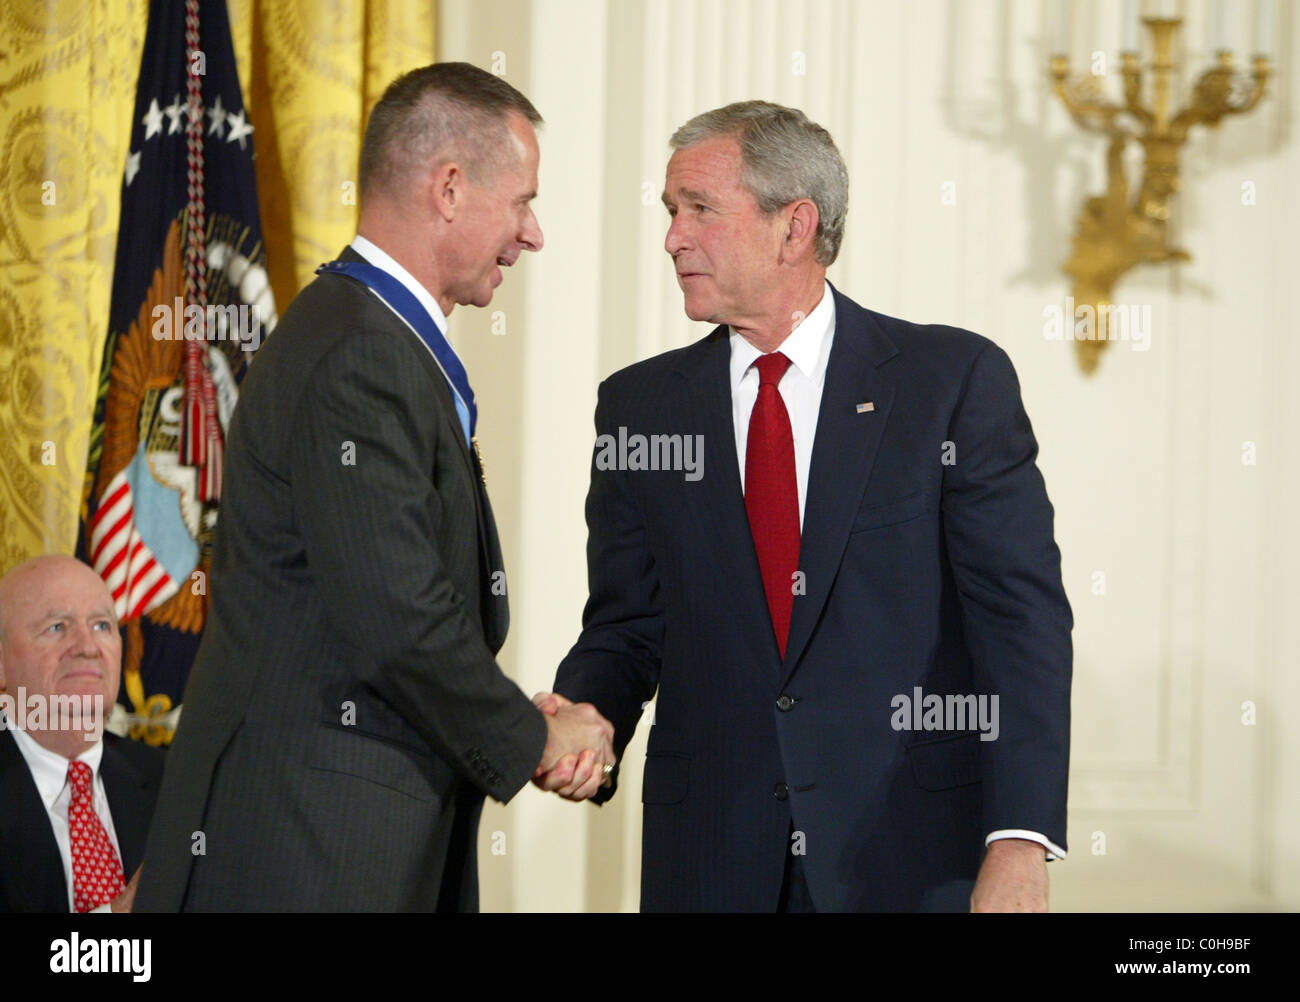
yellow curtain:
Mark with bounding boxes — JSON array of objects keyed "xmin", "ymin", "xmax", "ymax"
[
  {"xmin": 0, "ymin": 0, "xmax": 436, "ymax": 574},
  {"xmin": 0, "ymin": 0, "xmax": 148, "ymax": 570}
]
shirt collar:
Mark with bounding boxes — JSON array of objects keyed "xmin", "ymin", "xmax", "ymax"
[
  {"xmin": 729, "ymin": 281, "xmax": 836, "ymax": 391},
  {"xmin": 349, "ymin": 234, "xmax": 450, "ymax": 335},
  {"xmin": 5, "ymin": 717, "xmax": 104, "ymax": 811}
]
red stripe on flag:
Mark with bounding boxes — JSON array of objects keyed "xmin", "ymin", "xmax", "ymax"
[
  {"xmin": 90, "ymin": 480, "xmax": 130, "ymax": 528},
  {"xmin": 129, "ymin": 570, "xmax": 171, "ymax": 620},
  {"xmin": 99, "ymin": 543, "xmax": 128, "ymax": 583},
  {"xmin": 91, "ymin": 509, "xmax": 133, "ymax": 564},
  {"xmin": 121, "ymin": 547, "xmax": 159, "ymax": 614}
]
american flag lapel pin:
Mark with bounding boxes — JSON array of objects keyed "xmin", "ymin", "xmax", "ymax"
[{"xmin": 856, "ymin": 401, "xmax": 875, "ymax": 413}]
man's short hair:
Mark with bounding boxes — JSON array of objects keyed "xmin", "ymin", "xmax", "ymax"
[
  {"xmin": 669, "ymin": 101, "xmax": 849, "ymax": 266},
  {"xmin": 359, "ymin": 62, "xmax": 543, "ymax": 202}
]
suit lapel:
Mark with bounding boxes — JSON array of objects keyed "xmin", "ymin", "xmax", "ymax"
[
  {"xmin": 332, "ymin": 246, "xmax": 501, "ymax": 644},
  {"xmin": 472, "ymin": 449, "xmax": 510, "ymax": 653},
  {"xmin": 335, "ymin": 246, "xmax": 478, "ymax": 483},
  {"xmin": 100, "ymin": 738, "xmax": 151, "ymax": 875},
  {"xmin": 676, "ymin": 330, "xmax": 779, "ymax": 675},
  {"xmin": 781, "ymin": 288, "xmax": 899, "ymax": 682},
  {"xmin": 0, "ymin": 729, "xmax": 68, "ymax": 912}
]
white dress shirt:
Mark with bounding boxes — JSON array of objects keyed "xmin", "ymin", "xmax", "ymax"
[
  {"xmin": 729, "ymin": 281, "xmax": 836, "ymax": 528},
  {"xmin": 727, "ymin": 282, "xmax": 1065, "ymax": 862},
  {"xmin": 349, "ymin": 235, "xmax": 480, "ymax": 445},
  {"xmin": 350, "ymin": 234, "xmax": 451, "ymax": 336},
  {"xmin": 7, "ymin": 721, "xmax": 121, "ymax": 912}
]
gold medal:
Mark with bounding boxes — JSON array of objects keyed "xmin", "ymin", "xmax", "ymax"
[{"xmin": 472, "ymin": 435, "xmax": 487, "ymax": 488}]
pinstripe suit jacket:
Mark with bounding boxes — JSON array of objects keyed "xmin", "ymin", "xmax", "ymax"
[{"xmin": 135, "ymin": 247, "xmax": 547, "ymax": 912}]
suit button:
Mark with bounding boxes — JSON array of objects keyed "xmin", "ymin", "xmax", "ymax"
[
  {"xmin": 776, "ymin": 694, "xmax": 795, "ymax": 711},
  {"xmin": 773, "ymin": 783, "xmax": 789, "ymax": 801}
]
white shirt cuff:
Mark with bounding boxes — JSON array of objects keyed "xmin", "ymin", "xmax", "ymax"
[{"xmin": 985, "ymin": 829, "xmax": 1066, "ymax": 861}]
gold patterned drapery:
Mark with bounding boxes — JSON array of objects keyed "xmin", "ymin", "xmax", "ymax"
[
  {"xmin": 227, "ymin": 0, "xmax": 438, "ymax": 315},
  {"xmin": 0, "ymin": 0, "xmax": 436, "ymax": 574}
]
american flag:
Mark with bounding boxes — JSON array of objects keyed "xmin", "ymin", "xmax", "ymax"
[{"xmin": 76, "ymin": 0, "xmax": 275, "ymax": 746}]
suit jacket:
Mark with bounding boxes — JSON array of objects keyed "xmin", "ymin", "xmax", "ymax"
[
  {"xmin": 134, "ymin": 247, "xmax": 547, "ymax": 912},
  {"xmin": 0, "ymin": 728, "xmax": 163, "ymax": 912},
  {"xmin": 555, "ymin": 284, "xmax": 1073, "ymax": 911}
]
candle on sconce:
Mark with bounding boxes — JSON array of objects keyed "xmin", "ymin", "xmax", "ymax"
[
  {"xmin": 1211, "ymin": 0, "xmax": 1228, "ymax": 51},
  {"xmin": 1123, "ymin": 0, "xmax": 1138, "ymax": 51},
  {"xmin": 1254, "ymin": 0, "xmax": 1274, "ymax": 55},
  {"xmin": 1054, "ymin": 0, "xmax": 1071, "ymax": 54}
]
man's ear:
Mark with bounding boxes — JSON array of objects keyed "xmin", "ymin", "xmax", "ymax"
[
  {"xmin": 430, "ymin": 161, "xmax": 463, "ymax": 223},
  {"xmin": 783, "ymin": 198, "xmax": 821, "ymax": 262}
]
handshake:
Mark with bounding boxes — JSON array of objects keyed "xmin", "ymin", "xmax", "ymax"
[{"xmin": 531, "ymin": 692, "xmax": 616, "ymax": 802}]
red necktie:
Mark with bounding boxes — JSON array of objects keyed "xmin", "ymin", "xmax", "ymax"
[
  {"xmin": 744, "ymin": 352, "xmax": 801, "ymax": 659},
  {"xmin": 67, "ymin": 760, "xmax": 125, "ymax": 913}
]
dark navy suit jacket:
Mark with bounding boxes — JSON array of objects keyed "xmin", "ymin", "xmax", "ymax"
[
  {"xmin": 0, "ymin": 728, "xmax": 163, "ymax": 912},
  {"xmin": 555, "ymin": 284, "xmax": 1072, "ymax": 911}
]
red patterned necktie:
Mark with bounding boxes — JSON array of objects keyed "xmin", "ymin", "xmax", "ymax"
[
  {"xmin": 66, "ymin": 760, "xmax": 125, "ymax": 913},
  {"xmin": 744, "ymin": 352, "xmax": 801, "ymax": 659}
]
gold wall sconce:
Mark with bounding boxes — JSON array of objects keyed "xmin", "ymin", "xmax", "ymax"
[{"xmin": 1049, "ymin": 7, "xmax": 1271, "ymax": 374}]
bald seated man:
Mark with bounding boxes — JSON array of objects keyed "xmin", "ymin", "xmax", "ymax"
[{"xmin": 0, "ymin": 555, "xmax": 163, "ymax": 912}]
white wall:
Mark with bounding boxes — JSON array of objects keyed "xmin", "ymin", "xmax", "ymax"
[{"xmin": 440, "ymin": 0, "xmax": 1300, "ymax": 911}]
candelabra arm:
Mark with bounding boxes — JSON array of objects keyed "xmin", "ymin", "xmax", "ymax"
[
  {"xmin": 1120, "ymin": 54, "xmax": 1153, "ymax": 129},
  {"xmin": 1169, "ymin": 55, "xmax": 1271, "ymax": 140},
  {"xmin": 1050, "ymin": 55, "xmax": 1128, "ymax": 135}
]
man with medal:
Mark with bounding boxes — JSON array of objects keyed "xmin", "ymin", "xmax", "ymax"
[{"xmin": 135, "ymin": 63, "xmax": 615, "ymax": 912}]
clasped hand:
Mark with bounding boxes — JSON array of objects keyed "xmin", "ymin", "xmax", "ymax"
[{"xmin": 532, "ymin": 692, "xmax": 614, "ymax": 801}]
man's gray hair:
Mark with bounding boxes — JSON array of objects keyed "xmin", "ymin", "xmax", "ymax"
[
  {"xmin": 669, "ymin": 101, "xmax": 849, "ymax": 266},
  {"xmin": 359, "ymin": 62, "xmax": 543, "ymax": 202}
]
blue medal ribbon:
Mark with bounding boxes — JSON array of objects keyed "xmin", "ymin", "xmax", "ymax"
[{"xmin": 316, "ymin": 259, "xmax": 476, "ymax": 448}]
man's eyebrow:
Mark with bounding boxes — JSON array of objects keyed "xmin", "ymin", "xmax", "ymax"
[
  {"xmin": 662, "ymin": 187, "xmax": 715, "ymax": 208},
  {"xmin": 30, "ymin": 607, "xmax": 116, "ymax": 627}
]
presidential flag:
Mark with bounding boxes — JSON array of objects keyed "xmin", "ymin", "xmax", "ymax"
[{"xmin": 77, "ymin": 0, "xmax": 276, "ymax": 746}]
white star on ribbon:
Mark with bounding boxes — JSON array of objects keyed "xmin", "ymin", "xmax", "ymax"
[
  {"xmin": 163, "ymin": 93, "xmax": 185, "ymax": 134},
  {"xmin": 142, "ymin": 98, "xmax": 164, "ymax": 140},
  {"xmin": 225, "ymin": 107, "xmax": 253, "ymax": 149},
  {"xmin": 124, "ymin": 150, "xmax": 142, "ymax": 186},
  {"xmin": 207, "ymin": 93, "xmax": 226, "ymax": 138}
]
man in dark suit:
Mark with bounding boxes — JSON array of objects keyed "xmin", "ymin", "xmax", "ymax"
[
  {"xmin": 535, "ymin": 101, "xmax": 1072, "ymax": 912},
  {"xmin": 0, "ymin": 555, "xmax": 164, "ymax": 913},
  {"xmin": 135, "ymin": 63, "xmax": 614, "ymax": 912}
]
